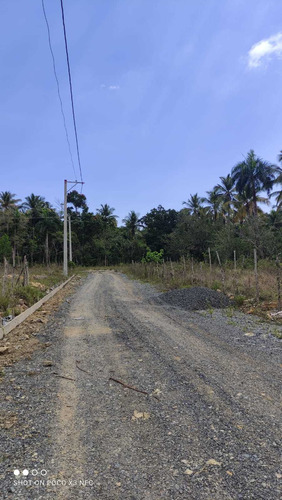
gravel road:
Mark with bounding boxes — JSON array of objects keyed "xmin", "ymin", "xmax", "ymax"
[{"xmin": 1, "ymin": 270, "xmax": 281, "ymax": 499}]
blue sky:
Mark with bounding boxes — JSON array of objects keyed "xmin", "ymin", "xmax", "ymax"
[{"xmin": 1, "ymin": 0, "xmax": 282, "ymax": 220}]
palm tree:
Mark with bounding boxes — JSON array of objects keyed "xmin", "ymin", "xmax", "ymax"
[
  {"xmin": 231, "ymin": 150, "xmax": 276, "ymax": 216},
  {"xmin": 182, "ymin": 193, "xmax": 205, "ymax": 216},
  {"xmin": 204, "ymin": 188, "xmax": 221, "ymax": 221},
  {"xmin": 266, "ymin": 209, "xmax": 282, "ymax": 231},
  {"xmin": 215, "ymin": 174, "xmax": 236, "ymax": 220},
  {"xmin": 96, "ymin": 204, "xmax": 118, "ymax": 265},
  {"xmin": 36, "ymin": 208, "xmax": 60, "ymax": 266},
  {"xmin": 0, "ymin": 191, "xmax": 21, "ymax": 233},
  {"xmin": 22, "ymin": 194, "xmax": 47, "ymax": 264},
  {"xmin": 0, "ymin": 191, "xmax": 21, "ymax": 211},
  {"xmin": 122, "ymin": 211, "xmax": 141, "ymax": 238},
  {"xmin": 233, "ymin": 187, "xmax": 269, "ymax": 222},
  {"xmin": 96, "ymin": 204, "xmax": 118, "ymax": 226},
  {"xmin": 270, "ymin": 165, "xmax": 282, "ymax": 208},
  {"xmin": 22, "ymin": 194, "xmax": 46, "ymax": 213}
]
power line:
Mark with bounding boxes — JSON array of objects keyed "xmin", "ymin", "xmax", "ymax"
[
  {"xmin": 41, "ymin": 0, "xmax": 77, "ymax": 181},
  {"xmin": 59, "ymin": 0, "xmax": 84, "ymax": 184}
]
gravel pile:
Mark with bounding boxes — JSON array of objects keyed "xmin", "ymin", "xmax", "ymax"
[{"xmin": 155, "ymin": 286, "xmax": 231, "ymax": 311}]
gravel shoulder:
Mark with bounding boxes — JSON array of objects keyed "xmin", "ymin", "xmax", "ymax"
[{"xmin": 0, "ymin": 270, "xmax": 281, "ymax": 499}]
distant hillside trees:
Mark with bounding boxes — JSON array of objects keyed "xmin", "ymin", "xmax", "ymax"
[{"xmin": 0, "ymin": 149, "xmax": 281, "ymax": 266}]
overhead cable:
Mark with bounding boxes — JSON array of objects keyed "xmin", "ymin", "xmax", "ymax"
[
  {"xmin": 41, "ymin": 0, "xmax": 78, "ymax": 180},
  {"xmin": 59, "ymin": 0, "xmax": 84, "ymax": 183}
]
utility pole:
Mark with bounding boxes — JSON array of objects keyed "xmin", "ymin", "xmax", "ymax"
[
  {"xmin": 63, "ymin": 179, "xmax": 84, "ymax": 276},
  {"xmin": 63, "ymin": 179, "xmax": 68, "ymax": 276},
  {"xmin": 68, "ymin": 215, "xmax": 72, "ymax": 262}
]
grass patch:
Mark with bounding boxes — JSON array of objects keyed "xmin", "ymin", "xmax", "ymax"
[{"xmin": 118, "ymin": 260, "xmax": 282, "ymax": 321}]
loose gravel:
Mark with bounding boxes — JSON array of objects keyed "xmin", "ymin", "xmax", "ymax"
[
  {"xmin": 0, "ymin": 271, "xmax": 281, "ymax": 499},
  {"xmin": 154, "ymin": 286, "xmax": 231, "ymax": 311}
]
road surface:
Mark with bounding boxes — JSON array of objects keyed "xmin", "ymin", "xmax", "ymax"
[{"xmin": 1, "ymin": 271, "xmax": 281, "ymax": 499}]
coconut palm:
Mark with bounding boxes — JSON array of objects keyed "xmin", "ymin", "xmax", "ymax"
[
  {"xmin": 96, "ymin": 204, "xmax": 118, "ymax": 226},
  {"xmin": 204, "ymin": 188, "xmax": 221, "ymax": 221},
  {"xmin": 122, "ymin": 211, "xmax": 141, "ymax": 238},
  {"xmin": 270, "ymin": 165, "xmax": 282, "ymax": 208},
  {"xmin": 233, "ymin": 187, "xmax": 269, "ymax": 222},
  {"xmin": 231, "ymin": 150, "xmax": 276, "ymax": 216},
  {"xmin": 0, "ymin": 191, "xmax": 21, "ymax": 233},
  {"xmin": 36, "ymin": 208, "xmax": 61, "ymax": 266},
  {"xmin": 182, "ymin": 193, "xmax": 205, "ymax": 216},
  {"xmin": 22, "ymin": 194, "xmax": 46, "ymax": 212},
  {"xmin": 215, "ymin": 174, "xmax": 236, "ymax": 220},
  {"xmin": 0, "ymin": 191, "xmax": 21, "ymax": 211}
]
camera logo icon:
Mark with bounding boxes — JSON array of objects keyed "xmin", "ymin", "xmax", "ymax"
[{"xmin": 14, "ymin": 469, "xmax": 47, "ymax": 476}]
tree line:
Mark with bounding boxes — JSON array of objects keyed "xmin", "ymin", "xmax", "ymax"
[{"xmin": 0, "ymin": 149, "xmax": 282, "ymax": 267}]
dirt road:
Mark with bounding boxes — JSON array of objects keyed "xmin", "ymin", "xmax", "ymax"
[{"xmin": 1, "ymin": 271, "xmax": 281, "ymax": 499}]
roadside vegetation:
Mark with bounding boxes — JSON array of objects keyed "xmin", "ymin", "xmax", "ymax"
[
  {"xmin": 119, "ymin": 258, "xmax": 281, "ymax": 319},
  {"xmin": 0, "ymin": 149, "xmax": 282, "ymax": 315}
]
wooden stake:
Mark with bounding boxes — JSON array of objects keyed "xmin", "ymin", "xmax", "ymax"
[
  {"xmin": 233, "ymin": 250, "xmax": 238, "ymax": 295},
  {"xmin": 200, "ymin": 262, "xmax": 203, "ymax": 285},
  {"xmin": 170, "ymin": 259, "xmax": 175, "ymax": 279},
  {"xmin": 276, "ymin": 256, "xmax": 281, "ymax": 310},
  {"xmin": 182, "ymin": 255, "xmax": 186, "ymax": 282},
  {"xmin": 2, "ymin": 257, "xmax": 8, "ymax": 295},
  {"xmin": 216, "ymin": 251, "xmax": 225, "ymax": 292},
  {"xmin": 208, "ymin": 247, "xmax": 212, "ymax": 272},
  {"xmin": 254, "ymin": 248, "xmax": 259, "ymax": 303},
  {"xmin": 23, "ymin": 255, "xmax": 29, "ymax": 287}
]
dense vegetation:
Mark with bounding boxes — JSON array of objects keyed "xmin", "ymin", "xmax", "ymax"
[{"xmin": 1, "ymin": 150, "xmax": 282, "ymax": 267}]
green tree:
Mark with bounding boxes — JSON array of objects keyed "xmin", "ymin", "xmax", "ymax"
[
  {"xmin": 204, "ymin": 188, "xmax": 221, "ymax": 221},
  {"xmin": 0, "ymin": 191, "xmax": 21, "ymax": 211},
  {"xmin": 0, "ymin": 191, "xmax": 21, "ymax": 232},
  {"xmin": 182, "ymin": 193, "xmax": 205, "ymax": 216},
  {"xmin": 0, "ymin": 234, "xmax": 12, "ymax": 261},
  {"xmin": 67, "ymin": 190, "xmax": 87, "ymax": 213},
  {"xmin": 233, "ymin": 187, "xmax": 269, "ymax": 223},
  {"xmin": 231, "ymin": 150, "xmax": 276, "ymax": 216},
  {"xmin": 36, "ymin": 208, "xmax": 61, "ymax": 266},
  {"xmin": 22, "ymin": 194, "xmax": 47, "ymax": 264},
  {"xmin": 140, "ymin": 205, "xmax": 178, "ymax": 254},
  {"xmin": 215, "ymin": 174, "xmax": 236, "ymax": 220},
  {"xmin": 122, "ymin": 211, "xmax": 141, "ymax": 238},
  {"xmin": 169, "ymin": 210, "xmax": 213, "ymax": 260},
  {"xmin": 270, "ymin": 165, "xmax": 282, "ymax": 209},
  {"xmin": 96, "ymin": 204, "xmax": 118, "ymax": 227}
]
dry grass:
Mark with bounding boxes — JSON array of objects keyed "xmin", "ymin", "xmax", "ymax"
[
  {"xmin": 0, "ymin": 263, "xmax": 88, "ymax": 317},
  {"xmin": 119, "ymin": 260, "xmax": 281, "ymax": 318}
]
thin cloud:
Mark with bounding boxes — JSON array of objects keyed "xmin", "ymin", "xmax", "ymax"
[
  {"xmin": 100, "ymin": 84, "xmax": 120, "ymax": 91},
  {"xmin": 248, "ymin": 32, "xmax": 282, "ymax": 68}
]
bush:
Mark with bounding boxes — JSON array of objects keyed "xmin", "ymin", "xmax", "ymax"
[
  {"xmin": 211, "ymin": 280, "xmax": 221, "ymax": 291},
  {"xmin": 13, "ymin": 286, "xmax": 44, "ymax": 307},
  {"xmin": 142, "ymin": 249, "xmax": 164, "ymax": 264},
  {"xmin": 0, "ymin": 295, "xmax": 10, "ymax": 313},
  {"xmin": 234, "ymin": 295, "xmax": 245, "ymax": 306}
]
